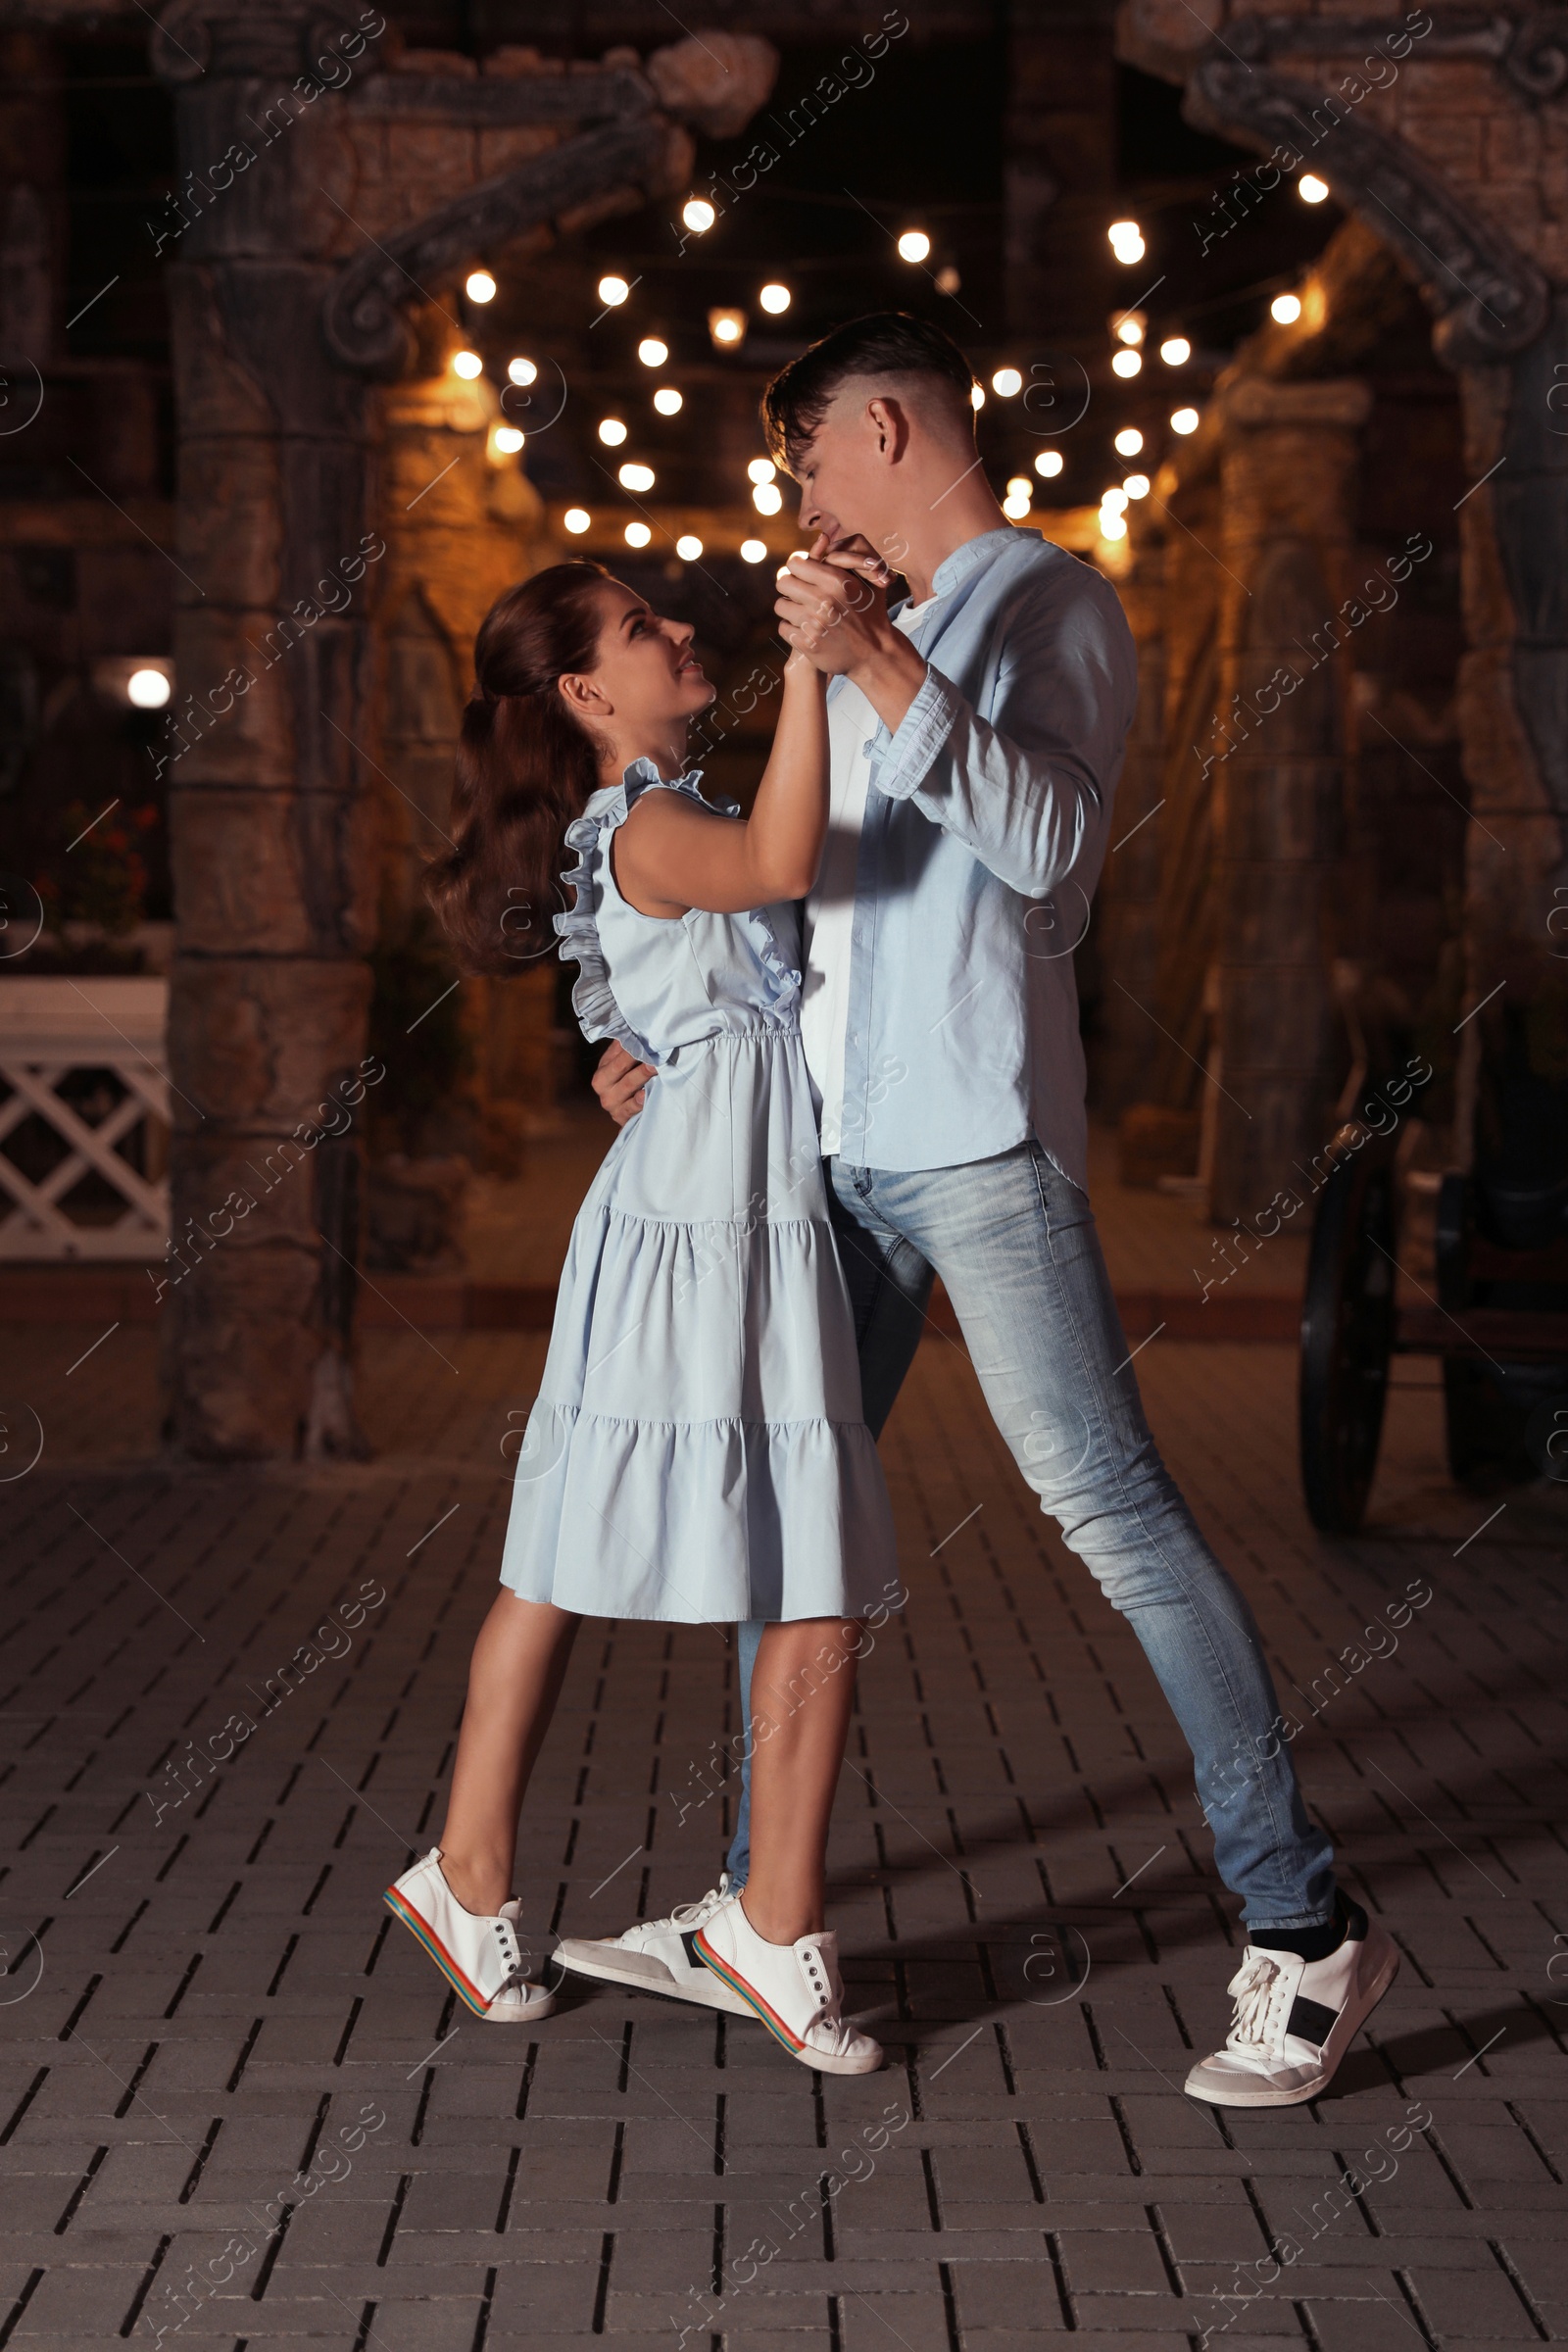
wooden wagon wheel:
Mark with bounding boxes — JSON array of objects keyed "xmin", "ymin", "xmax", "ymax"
[{"xmin": 1298, "ymin": 1136, "xmax": 1398, "ymax": 1534}]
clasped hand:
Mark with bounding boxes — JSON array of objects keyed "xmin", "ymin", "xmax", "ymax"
[{"xmin": 774, "ymin": 532, "xmax": 896, "ymax": 675}]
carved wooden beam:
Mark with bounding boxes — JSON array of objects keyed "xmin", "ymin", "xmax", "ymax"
[
  {"xmin": 1185, "ymin": 58, "xmax": 1550, "ymax": 364},
  {"xmin": 1219, "ymin": 5, "xmax": 1568, "ymax": 104}
]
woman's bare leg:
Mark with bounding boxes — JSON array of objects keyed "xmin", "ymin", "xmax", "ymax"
[
  {"xmin": 742, "ymin": 1617, "xmax": 863, "ymax": 1944},
  {"xmin": 437, "ymin": 1592, "xmax": 580, "ymax": 1916}
]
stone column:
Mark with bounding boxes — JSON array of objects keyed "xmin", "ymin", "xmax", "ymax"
[
  {"xmin": 156, "ymin": 3, "xmax": 379, "ymax": 1457},
  {"xmin": 1208, "ymin": 378, "xmax": 1370, "ymax": 1223}
]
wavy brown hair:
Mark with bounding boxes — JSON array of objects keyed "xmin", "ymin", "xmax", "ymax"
[{"xmin": 424, "ymin": 562, "xmax": 612, "ymax": 972}]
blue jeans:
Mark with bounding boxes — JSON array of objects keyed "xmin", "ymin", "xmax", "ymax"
[{"xmin": 724, "ymin": 1143, "xmax": 1335, "ymax": 1932}]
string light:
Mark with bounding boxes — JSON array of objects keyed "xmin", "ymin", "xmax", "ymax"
[
  {"xmin": 624, "ymin": 520, "xmax": 652, "ymax": 547},
  {"xmin": 1102, "ymin": 486, "xmax": 1129, "ymax": 515},
  {"xmin": 508, "ymin": 357, "xmax": 537, "ymax": 384},
  {"xmin": 598, "ymin": 274, "xmax": 630, "ymax": 307},
  {"xmin": 992, "ymin": 367, "xmax": 1023, "ymax": 397},
  {"xmin": 653, "ymin": 387, "xmax": 683, "ymax": 415},
  {"xmin": 1035, "ymin": 450, "xmax": 1063, "ymax": 478},
  {"xmin": 682, "ymin": 197, "xmax": 715, "ymax": 233},
  {"xmin": 1002, "ymin": 487, "xmax": 1032, "ymax": 519},
  {"xmin": 127, "ymin": 667, "xmax": 171, "ymax": 708},
  {"xmin": 1299, "ymin": 174, "xmax": 1329, "ymax": 203},
  {"xmin": 1114, "ymin": 427, "xmax": 1144, "ymax": 456},
  {"xmin": 1271, "ymin": 293, "xmax": 1302, "ymax": 323},
  {"xmin": 709, "ymin": 307, "xmax": 746, "ymax": 348},
  {"xmin": 1100, "ymin": 510, "xmax": 1128, "ymax": 540},
  {"xmin": 493, "ymin": 425, "xmax": 524, "ymax": 456},
  {"xmin": 1111, "ymin": 349, "xmax": 1142, "ymax": 378},
  {"xmin": 1123, "ymin": 473, "xmax": 1151, "ymax": 499},
  {"xmin": 564, "ymin": 508, "xmax": 591, "ymax": 534},
  {"xmin": 1170, "ymin": 407, "xmax": 1200, "ymax": 435},
  {"xmin": 740, "ymin": 538, "xmax": 768, "ymax": 564},
  {"xmin": 747, "ymin": 458, "xmax": 776, "ymax": 484},
  {"xmin": 638, "ymin": 337, "xmax": 668, "ymax": 368},
  {"xmin": 466, "ymin": 270, "xmax": 496, "ymax": 303},
  {"xmin": 1158, "ymin": 336, "xmax": 1190, "ymax": 366},
  {"xmin": 970, "ymin": 383, "xmax": 985, "ymax": 410},
  {"xmin": 760, "ymin": 282, "xmax": 791, "ymax": 314},
  {"xmin": 598, "ymin": 417, "xmax": 628, "ymax": 446},
  {"xmin": 753, "ymin": 480, "xmax": 783, "ymax": 515},
  {"xmin": 1107, "ymin": 220, "xmax": 1145, "ymax": 263},
  {"xmin": 675, "ymin": 534, "xmax": 704, "ymax": 560},
  {"xmin": 452, "ymin": 350, "xmax": 482, "ymax": 379},
  {"xmin": 1113, "ymin": 312, "xmax": 1146, "ymax": 346},
  {"xmin": 897, "ymin": 229, "xmax": 931, "ymax": 263},
  {"xmin": 618, "ymin": 462, "xmax": 655, "ymax": 492}
]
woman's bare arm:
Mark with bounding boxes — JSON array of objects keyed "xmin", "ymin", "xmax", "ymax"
[{"xmin": 612, "ymin": 649, "xmax": 830, "ymax": 918}]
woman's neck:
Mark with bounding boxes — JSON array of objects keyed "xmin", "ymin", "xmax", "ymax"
[{"xmin": 600, "ymin": 729, "xmax": 690, "ymax": 790}]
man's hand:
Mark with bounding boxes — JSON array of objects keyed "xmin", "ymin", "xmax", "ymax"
[
  {"xmin": 774, "ymin": 532, "xmax": 927, "ymax": 732},
  {"xmin": 593, "ymin": 1040, "xmax": 655, "ymax": 1126}
]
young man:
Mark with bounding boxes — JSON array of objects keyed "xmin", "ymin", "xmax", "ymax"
[{"xmin": 557, "ymin": 313, "xmax": 1396, "ymax": 2106}]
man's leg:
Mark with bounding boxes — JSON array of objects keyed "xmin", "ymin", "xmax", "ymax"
[
  {"xmin": 838, "ymin": 1142, "xmax": 1335, "ymax": 1933},
  {"xmin": 724, "ymin": 1169, "xmax": 934, "ymax": 1886}
]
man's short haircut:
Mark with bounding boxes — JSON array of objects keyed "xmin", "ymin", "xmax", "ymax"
[{"xmin": 761, "ymin": 311, "xmax": 975, "ymax": 472}]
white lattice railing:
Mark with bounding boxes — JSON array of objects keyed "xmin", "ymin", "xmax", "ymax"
[{"xmin": 0, "ymin": 977, "xmax": 171, "ymax": 1260}]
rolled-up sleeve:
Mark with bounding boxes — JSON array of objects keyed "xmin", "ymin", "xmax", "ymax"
[{"xmin": 869, "ymin": 568, "xmax": 1137, "ymax": 899}]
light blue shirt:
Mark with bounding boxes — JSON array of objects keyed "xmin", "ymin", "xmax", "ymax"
[{"xmin": 818, "ymin": 523, "xmax": 1137, "ymax": 1185}]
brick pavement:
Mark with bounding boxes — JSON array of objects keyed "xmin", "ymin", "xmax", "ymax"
[{"xmin": 2, "ymin": 1317, "xmax": 1565, "ymax": 2351}]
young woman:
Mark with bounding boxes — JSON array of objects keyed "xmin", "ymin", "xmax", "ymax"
[{"xmin": 384, "ymin": 561, "xmax": 896, "ymax": 2075}]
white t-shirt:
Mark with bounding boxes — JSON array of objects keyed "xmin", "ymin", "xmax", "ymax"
[{"xmin": 799, "ymin": 597, "xmax": 938, "ymax": 1154}]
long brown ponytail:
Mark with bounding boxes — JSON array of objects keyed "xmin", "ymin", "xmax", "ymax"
[{"xmin": 424, "ymin": 562, "xmax": 611, "ymax": 971}]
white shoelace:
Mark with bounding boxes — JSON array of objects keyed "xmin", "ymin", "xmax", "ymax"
[{"xmin": 1226, "ymin": 1951, "xmax": 1286, "ymax": 2053}]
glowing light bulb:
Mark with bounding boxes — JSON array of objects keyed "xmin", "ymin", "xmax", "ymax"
[
  {"xmin": 1158, "ymin": 336, "xmax": 1191, "ymax": 367},
  {"xmin": 624, "ymin": 521, "xmax": 652, "ymax": 548},
  {"xmin": 897, "ymin": 229, "xmax": 931, "ymax": 263},
  {"xmin": 598, "ymin": 416, "xmax": 628, "ymax": 446},
  {"xmin": 1271, "ymin": 293, "xmax": 1302, "ymax": 324},
  {"xmin": 1299, "ymin": 174, "xmax": 1329, "ymax": 204},
  {"xmin": 971, "ymin": 383, "xmax": 985, "ymax": 411},
  {"xmin": 748, "ymin": 458, "xmax": 776, "ymax": 485},
  {"xmin": 1170, "ymin": 407, "xmax": 1200, "ymax": 436},
  {"xmin": 1102, "ymin": 485, "xmax": 1129, "ymax": 514},
  {"xmin": 598, "ymin": 274, "xmax": 630, "ymax": 307},
  {"xmin": 1006, "ymin": 476, "xmax": 1032, "ymax": 499},
  {"xmin": 452, "ymin": 350, "xmax": 482, "ymax": 379},
  {"xmin": 127, "ymin": 666, "xmax": 171, "ymax": 709},
  {"xmin": 1112, "ymin": 349, "xmax": 1142, "ymax": 378},
  {"xmin": 740, "ymin": 538, "xmax": 768, "ymax": 564},
  {"xmin": 992, "ymin": 367, "xmax": 1023, "ymax": 397},
  {"xmin": 1107, "ymin": 220, "xmax": 1145, "ymax": 262},
  {"xmin": 618, "ymin": 462, "xmax": 655, "ymax": 492},
  {"xmin": 493, "ymin": 425, "xmax": 524, "ymax": 456},
  {"xmin": 709, "ymin": 307, "xmax": 746, "ymax": 348},
  {"xmin": 1114, "ymin": 427, "xmax": 1145, "ymax": 457},
  {"xmin": 508, "ymin": 357, "xmax": 537, "ymax": 385},
  {"xmin": 466, "ymin": 270, "xmax": 496, "ymax": 304},
  {"xmin": 675, "ymin": 534, "xmax": 703, "ymax": 561},
  {"xmin": 1002, "ymin": 491, "xmax": 1032, "ymax": 519},
  {"xmin": 638, "ymin": 337, "xmax": 668, "ymax": 367},
  {"xmin": 1114, "ymin": 312, "xmax": 1146, "ymax": 346},
  {"xmin": 1035, "ymin": 449, "xmax": 1063, "ymax": 478},
  {"xmin": 564, "ymin": 508, "xmax": 591, "ymax": 535},
  {"xmin": 653, "ymin": 387, "xmax": 683, "ymax": 415},
  {"xmin": 1100, "ymin": 510, "xmax": 1128, "ymax": 540},
  {"xmin": 752, "ymin": 480, "xmax": 783, "ymax": 515},
  {"xmin": 759, "ymin": 282, "xmax": 791, "ymax": 315},
  {"xmin": 682, "ymin": 197, "xmax": 715, "ymax": 233},
  {"xmin": 1123, "ymin": 473, "xmax": 1151, "ymax": 499}
]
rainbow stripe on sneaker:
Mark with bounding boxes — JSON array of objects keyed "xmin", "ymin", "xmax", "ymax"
[
  {"xmin": 383, "ymin": 1885, "xmax": 494, "ymax": 2017},
  {"xmin": 693, "ymin": 1927, "xmax": 806, "ymax": 2054}
]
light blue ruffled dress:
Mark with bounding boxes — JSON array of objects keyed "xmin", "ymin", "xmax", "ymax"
[{"xmin": 499, "ymin": 760, "xmax": 899, "ymax": 1624}]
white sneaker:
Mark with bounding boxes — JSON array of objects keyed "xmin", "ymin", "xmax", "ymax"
[
  {"xmin": 555, "ymin": 1877, "xmax": 753, "ymax": 2017},
  {"xmin": 1185, "ymin": 1900, "xmax": 1398, "ymax": 2106},
  {"xmin": 385, "ymin": 1849, "xmax": 556, "ymax": 2023},
  {"xmin": 694, "ymin": 1894, "xmax": 883, "ymax": 2076}
]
